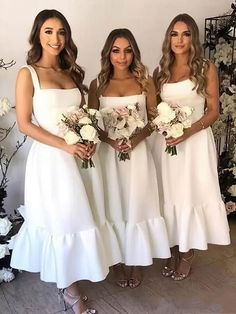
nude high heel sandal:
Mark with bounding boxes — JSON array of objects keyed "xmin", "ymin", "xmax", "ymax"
[
  {"xmin": 171, "ymin": 249, "xmax": 194, "ymax": 281},
  {"xmin": 58, "ymin": 289, "xmax": 97, "ymax": 314}
]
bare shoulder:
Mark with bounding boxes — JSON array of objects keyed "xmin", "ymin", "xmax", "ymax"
[
  {"xmin": 16, "ymin": 67, "xmax": 32, "ymax": 85},
  {"xmin": 203, "ymin": 59, "xmax": 218, "ymax": 81},
  {"xmin": 16, "ymin": 67, "xmax": 34, "ymax": 96},
  {"xmin": 201, "ymin": 59, "xmax": 217, "ymax": 78},
  {"xmin": 206, "ymin": 60, "xmax": 218, "ymax": 77},
  {"xmin": 17, "ymin": 66, "xmax": 31, "ymax": 77}
]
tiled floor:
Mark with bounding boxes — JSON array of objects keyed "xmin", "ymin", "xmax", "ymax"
[{"xmin": 1, "ymin": 216, "xmax": 236, "ymax": 314}]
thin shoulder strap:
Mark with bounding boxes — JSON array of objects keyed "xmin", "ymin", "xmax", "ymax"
[{"xmin": 23, "ymin": 65, "xmax": 40, "ymax": 90}]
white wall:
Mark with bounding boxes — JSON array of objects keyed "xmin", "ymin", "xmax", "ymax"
[{"xmin": 0, "ymin": 0, "xmax": 232, "ymax": 212}]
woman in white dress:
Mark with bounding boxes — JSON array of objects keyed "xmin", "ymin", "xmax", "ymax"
[
  {"xmin": 88, "ymin": 28, "xmax": 170, "ymax": 288},
  {"xmin": 10, "ymin": 10, "xmax": 121, "ymax": 314},
  {"xmin": 152, "ymin": 13, "xmax": 230, "ymax": 281}
]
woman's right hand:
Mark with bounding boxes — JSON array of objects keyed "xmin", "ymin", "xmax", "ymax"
[
  {"xmin": 107, "ymin": 138, "xmax": 130, "ymax": 152},
  {"xmin": 63, "ymin": 143, "xmax": 88, "ymax": 159}
]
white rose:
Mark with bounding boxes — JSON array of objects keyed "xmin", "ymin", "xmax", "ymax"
[
  {"xmin": 79, "ymin": 117, "xmax": 92, "ymax": 124},
  {"xmin": 0, "ymin": 268, "xmax": 15, "ymax": 283},
  {"xmin": 156, "ymin": 102, "xmax": 176, "ymax": 123},
  {"xmin": 116, "ymin": 118, "xmax": 126, "ymax": 130},
  {"xmin": 126, "ymin": 116, "xmax": 136, "ymax": 134},
  {"xmin": 80, "ymin": 125, "xmax": 97, "ymax": 141},
  {"xmin": 64, "ymin": 130, "xmax": 81, "ymax": 144},
  {"xmin": 158, "ymin": 102, "xmax": 175, "ymax": 115},
  {"xmin": 0, "ymin": 217, "xmax": 12, "ymax": 236},
  {"xmin": 116, "ymin": 127, "xmax": 130, "ymax": 139},
  {"xmin": 88, "ymin": 108, "xmax": 101, "ymax": 119},
  {"xmin": 152, "ymin": 115, "xmax": 162, "ymax": 126},
  {"xmin": 136, "ymin": 119, "xmax": 145, "ymax": 128},
  {"xmin": 0, "ymin": 97, "xmax": 11, "ymax": 117},
  {"xmin": 169, "ymin": 123, "xmax": 184, "ymax": 138},
  {"xmin": 95, "ymin": 110, "xmax": 102, "ymax": 119},
  {"xmin": 87, "ymin": 108, "xmax": 96, "ymax": 115},
  {"xmin": 182, "ymin": 119, "xmax": 192, "ymax": 128},
  {"xmin": 157, "ymin": 102, "xmax": 170, "ymax": 113},
  {"xmin": 127, "ymin": 104, "xmax": 136, "ymax": 110},
  {"xmin": 180, "ymin": 106, "xmax": 193, "ymax": 117},
  {"xmin": 100, "ymin": 107, "xmax": 114, "ymax": 115},
  {"xmin": 108, "ymin": 129, "xmax": 117, "ymax": 140},
  {"xmin": 0, "ymin": 244, "xmax": 10, "ymax": 259},
  {"xmin": 228, "ymin": 185, "xmax": 236, "ymax": 197}
]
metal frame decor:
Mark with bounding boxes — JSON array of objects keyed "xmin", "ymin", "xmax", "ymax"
[{"xmin": 204, "ymin": 2, "xmax": 236, "ymax": 213}]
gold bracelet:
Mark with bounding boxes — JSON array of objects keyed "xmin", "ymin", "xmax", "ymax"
[
  {"xmin": 199, "ymin": 121, "xmax": 205, "ymax": 129},
  {"xmin": 147, "ymin": 121, "xmax": 155, "ymax": 134}
]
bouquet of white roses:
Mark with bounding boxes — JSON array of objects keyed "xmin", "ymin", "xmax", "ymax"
[
  {"xmin": 100, "ymin": 103, "xmax": 145, "ymax": 161},
  {"xmin": 151, "ymin": 101, "xmax": 194, "ymax": 156},
  {"xmin": 58, "ymin": 105, "xmax": 100, "ymax": 168}
]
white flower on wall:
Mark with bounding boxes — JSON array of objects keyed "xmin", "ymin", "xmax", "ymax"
[
  {"xmin": 214, "ymin": 38, "xmax": 233, "ymax": 67},
  {"xmin": 0, "ymin": 98, "xmax": 11, "ymax": 117}
]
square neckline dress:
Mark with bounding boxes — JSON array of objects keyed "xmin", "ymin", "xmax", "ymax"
[
  {"xmin": 10, "ymin": 65, "xmax": 122, "ymax": 288},
  {"xmin": 98, "ymin": 93, "xmax": 171, "ymax": 265},
  {"xmin": 150, "ymin": 79, "xmax": 230, "ymax": 251}
]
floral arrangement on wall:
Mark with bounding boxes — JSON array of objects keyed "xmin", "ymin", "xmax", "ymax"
[
  {"xmin": 204, "ymin": 1, "xmax": 236, "ymax": 214},
  {"xmin": 0, "ymin": 59, "xmax": 25, "ymax": 282}
]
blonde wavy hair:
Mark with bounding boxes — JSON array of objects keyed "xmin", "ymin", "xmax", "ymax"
[
  {"xmin": 155, "ymin": 13, "xmax": 208, "ymax": 96},
  {"xmin": 97, "ymin": 28, "xmax": 149, "ymax": 96}
]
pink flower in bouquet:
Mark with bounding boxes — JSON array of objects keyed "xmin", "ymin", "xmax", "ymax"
[
  {"xmin": 58, "ymin": 105, "xmax": 100, "ymax": 168},
  {"xmin": 151, "ymin": 101, "xmax": 194, "ymax": 155},
  {"xmin": 101, "ymin": 103, "xmax": 145, "ymax": 161}
]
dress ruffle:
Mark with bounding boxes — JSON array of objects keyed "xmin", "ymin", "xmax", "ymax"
[
  {"xmin": 10, "ymin": 207, "xmax": 122, "ymax": 288},
  {"xmin": 151, "ymin": 85, "xmax": 231, "ymax": 251},
  {"xmin": 162, "ymin": 199, "xmax": 230, "ymax": 252},
  {"xmin": 112, "ymin": 217, "xmax": 171, "ymax": 265},
  {"xmin": 98, "ymin": 94, "xmax": 171, "ymax": 264}
]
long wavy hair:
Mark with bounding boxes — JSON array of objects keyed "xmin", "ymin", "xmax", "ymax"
[
  {"xmin": 27, "ymin": 9, "xmax": 87, "ymax": 94},
  {"xmin": 155, "ymin": 13, "xmax": 208, "ymax": 96},
  {"xmin": 97, "ymin": 28, "xmax": 149, "ymax": 96}
]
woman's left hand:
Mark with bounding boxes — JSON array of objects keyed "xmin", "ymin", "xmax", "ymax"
[
  {"xmin": 85, "ymin": 143, "xmax": 97, "ymax": 159},
  {"xmin": 118, "ymin": 142, "xmax": 132, "ymax": 153},
  {"xmin": 166, "ymin": 128, "xmax": 192, "ymax": 146}
]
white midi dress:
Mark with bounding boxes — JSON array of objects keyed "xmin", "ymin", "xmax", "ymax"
[
  {"xmin": 151, "ymin": 79, "xmax": 230, "ymax": 252},
  {"xmin": 10, "ymin": 65, "xmax": 122, "ymax": 288},
  {"xmin": 98, "ymin": 94, "xmax": 171, "ymax": 265}
]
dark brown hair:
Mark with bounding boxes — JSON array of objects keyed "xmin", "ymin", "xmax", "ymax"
[
  {"xmin": 97, "ymin": 28, "xmax": 148, "ymax": 95},
  {"xmin": 27, "ymin": 9, "xmax": 87, "ymax": 94}
]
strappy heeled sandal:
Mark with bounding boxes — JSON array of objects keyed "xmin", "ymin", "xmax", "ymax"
[
  {"xmin": 171, "ymin": 249, "xmax": 194, "ymax": 281},
  {"xmin": 113, "ymin": 263, "xmax": 128, "ymax": 288},
  {"xmin": 128, "ymin": 266, "xmax": 142, "ymax": 288},
  {"xmin": 58, "ymin": 289, "xmax": 97, "ymax": 314},
  {"xmin": 161, "ymin": 253, "xmax": 179, "ymax": 277}
]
